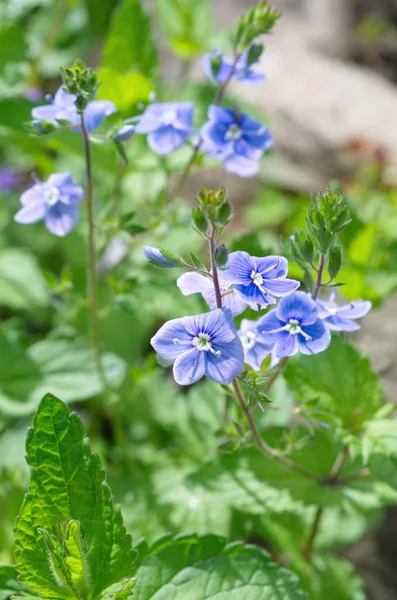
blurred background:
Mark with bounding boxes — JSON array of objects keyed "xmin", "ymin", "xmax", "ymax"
[{"xmin": 1, "ymin": 0, "xmax": 397, "ymax": 598}]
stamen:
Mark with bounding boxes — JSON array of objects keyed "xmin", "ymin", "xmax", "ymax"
[{"xmin": 173, "ymin": 338, "xmax": 180, "ymax": 345}]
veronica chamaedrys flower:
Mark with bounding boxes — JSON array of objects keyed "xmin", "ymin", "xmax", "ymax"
[
  {"xmin": 316, "ymin": 289, "xmax": 371, "ymax": 331},
  {"xmin": 222, "ymin": 251, "xmax": 299, "ymax": 309},
  {"xmin": 143, "ymin": 246, "xmax": 178, "ymax": 268},
  {"xmin": 151, "ymin": 307, "xmax": 244, "ymax": 386},
  {"xmin": 134, "ymin": 102, "xmax": 193, "ymax": 154},
  {"xmin": 202, "ymin": 49, "xmax": 264, "ymax": 84},
  {"xmin": 32, "ymin": 87, "xmax": 116, "ymax": 133},
  {"xmin": 0, "ymin": 167, "xmax": 21, "ymax": 192},
  {"xmin": 14, "ymin": 173, "xmax": 84, "ymax": 237},
  {"xmin": 200, "ymin": 106, "xmax": 273, "ymax": 177},
  {"xmin": 177, "ymin": 271, "xmax": 247, "ymax": 317},
  {"xmin": 258, "ymin": 291, "xmax": 331, "ymax": 357},
  {"xmin": 238, "ymin": 319, "xmax": 274, "ymax": 371}
]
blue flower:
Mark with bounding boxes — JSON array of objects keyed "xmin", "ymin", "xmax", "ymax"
[
  {"xmin": 258, "ymin": 292, "xmax": 331, "ymax": 357},
  {"xmin": 135, "ymin": 102, "xmax": 193, "ymax": 154},
  {"xmin": 238, "ymin": 318, "xmax": 274, "ymax": 371},
  {"xmin": 151, "ymin": 307, "xmax": 244, "ymax": 386},
  {"xmin": 222, "ymin": 251, "xmax": 299, "ymax": 309},
  {"xmin": 14, "ymin": 172, "xmax": 84, "ymax": 237},
  {"xmin": 143, "ymin": 246, "xmax": 178, "ymax": 268},
  {"xmin": 177, "ymin": 271, "xmax": 247, "ymax": 316},
  {"xmin": 316, "ymin": 290, "xmax": 371, "ymax": 331},
  {"xmin": 0, "ymin": 167, "xmax": 21, "ymax": 192},
  {"xmin": 202, "ymin": 49, "xmax": 264, "ymax": 84},
  {"xmin": 201, "ymin": 106, "xmax": 273, "ymax": 177},
  {"xmin": 32, "ymin": 87, "xmax": 116, "ymax": 133}
]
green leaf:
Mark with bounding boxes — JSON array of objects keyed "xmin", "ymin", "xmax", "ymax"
[
  {"xmin": 0, "ymin": 565, "xmax": 31, "ymax": 600},
  {"xmin": 98, "ymin": 0, "xmax": 157, "ymax": 111},
  {"xmin": 284, "ymin": 336, "xmax": 382, "ymax": 431},
  {"xmin": 0, "ymin": 249, "xmax": 50, "ymax": 312},
  {"xmin": 307, "ymin": 554, "xmax": 366, "ymax": 600},
  {"xmin": 14, "ymin": 394, "xmax": 135, "ymax": 599},
  {"xmin": 83, "ymin": 0, "xmax": 119, "ymax": 36},
  {"xmin": 100, "ymin": 578, "xmax": 137, "ymax": 600},
  {"xmin": 132, "ymin": 535, "xmax": 306, "ymax": 599},
  {"xmin": 190, "ymin": 428, "xmax": 397, "ymax": 512},
  {"xmin": 114, "ymin": 139, "xmax": 128, "ymax": 164},
  {"xmin": 0, "ymin": 333, "xmax": 127, "ymax": 417},
  {"xmin": 156, "ymin": 0, "xmax": 213, "ymax": 59}
]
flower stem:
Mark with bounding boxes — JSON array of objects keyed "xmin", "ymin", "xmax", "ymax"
[
  {"xmin": 312, "ymin": 254, "xmax": 326, "ymax": 300},
  {"xmin": 303, "ymin": 506, "xmax": 324, "ymax": 561},
  {"xmin": 80, "ymin": 114, "xmax": 107, "ymax": 388},
  {"xmin": 303, "ymin": 445, "xmax": 350, "ymax": 561},
  {"xmin": 208, "ymin": 233, "xmax": 321, "ymax": 483},
  {"xmin": 232, "ymin": 378, "xmax": 322, "ymax": 482},
  {"xmin": 209, "ymin": 227, "xmax": 223, "ymax": 309}
]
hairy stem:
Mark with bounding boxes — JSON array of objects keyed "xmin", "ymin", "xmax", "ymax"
[
  {"xmin": 209, "ymin": 228, "xmax": 223, "ymax": 308},
  {"xmin": 303, "ymin": 446, "xmax": 350, "ymax": 561},
  {"xmin": 80, "ymin": 114, "xmax": 107, "ymax": 388},
  {"xmin": 232, "ymin": 379, "xmax": 322, "ymax": 482},
  {"xmin": 312, "ymin": 253, "xmax": 326, "ymax": 300},
  {"xmin": 303, "ymin": 506, "xmax": 324, "ymax": 561},
  {"xmin": 208, "ymin": 234, "xmax": 321, "ymax": 483}
]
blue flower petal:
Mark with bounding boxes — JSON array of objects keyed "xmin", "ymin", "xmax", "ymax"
[
  {"xmin": 44, "ymin": 203, "xmax": 80, "ymax": 237},
  {"xmin": 174, "ymin": 348, "xmax": 206, "ymax": 386},
  {"xmin": 223, "ymin": 251, "xmax": 256, "ymax": 285},
  {"xmin": 144, "ymin": 247, "xmax": 177, "ymax": 268},
  {"xmin": 258, "ymin": 310, "xmax": 286, "ymax": 341},
  {"xmin": 208, "ymin": 105, "xmax": 235, "ymax": 127},
  {"xmin": 31, "ymin": 105, "xmax": 59, "ymax": 123},
  {"xmin": 205, "ymin": 336, "xmax": 244, "ymax": 384},
  {"xmin": 275, "ymin": 333, "xmax": 299, "ymax": 357},
  {"xmin": 223, "ymin": 154, "xmax": 260, "ymax": 177},
  {"xmin": 177, "ymin": 272, "xmax": 213, "ymax": 295},
  {"xmin": 254, "ymin": 256, "xmax": 288, "ymax": 279},
  {"xmin": 262, "ymin": 277, "xmax": 300, "ymax": 296},
  {"xmin": 182, "ymin": 308, "xmax": 237, "ymax": 344},
  {"xmin": 323, "ymin": 315, "xmax": 361, "ymax": 332},
  {"xmin": 276, "ymin": 292, "xmax": 318, "ymax": 326},
  {"xmin": 298, "ymin": 319, "xmax": 330, "ymax": 355},
  {"xmin": 14, "ymin": 201, "xmax": 46, "ymax": 224},
  {"xmin": 83, "ymin": 100, "xmax": 116, "ymax": 133},
  {"xmin": 336, "ymin": 300, "xmax": 372, "ymax": 320},
  {"xmin": 148, "ymin": 126, "xmax": 187, "ymax": 154},
  {"xmin": 235, "ymin": 281, "xmax": 274, "ymax": 308},
  {"xmin": 150, "ymin": 317, "xmax": 193, "ymax": 360}
]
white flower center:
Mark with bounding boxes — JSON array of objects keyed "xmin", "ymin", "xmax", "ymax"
[
  {"xmin": 285, "ymin": 319, "xmax": 312, "ymax": 340},
  {"xmin": 251, "ymin": 270, "xmax": 264, "ymax": 286},
  {"xmin": 192, "ymin": 333, "xmax": 221, "ymax": 356},
  {"xmin": 160, "ymin": 110, "xmax": 177, "ymax": 125},
  {"xmin": 44, "ymin": 186, "xmax": 60, "ymax": 206},
  {"xmin": 225, "ymin": 123, "xmax": 242, "ymax": 140},
  {"xmin": 241, "ymin": 331, "xmax": 256, "ymax": 349}
]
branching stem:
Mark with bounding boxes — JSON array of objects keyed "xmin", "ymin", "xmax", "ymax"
[{"xmin": 80, "ymin": 114, "xmax": 107, "ymax": 388}]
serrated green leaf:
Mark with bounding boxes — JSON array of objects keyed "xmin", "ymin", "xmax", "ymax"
[
  {"xmin": 0, "ymin": 249, "xmax": 50, "ymax": 312},
  {"xmin": 284, "ymin": 336, "xmax": 382, "ymax": 431},
  {"xmin": 14, "ymin": 394, "xmax": 135, "ymax": 598},
  {"xmin": 132, "ymin": 534, "xmax": 306, "ymax": 599},
  {"xmin": 100, "ymin": 578, "xmax": 137, "ymax": 600}
]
